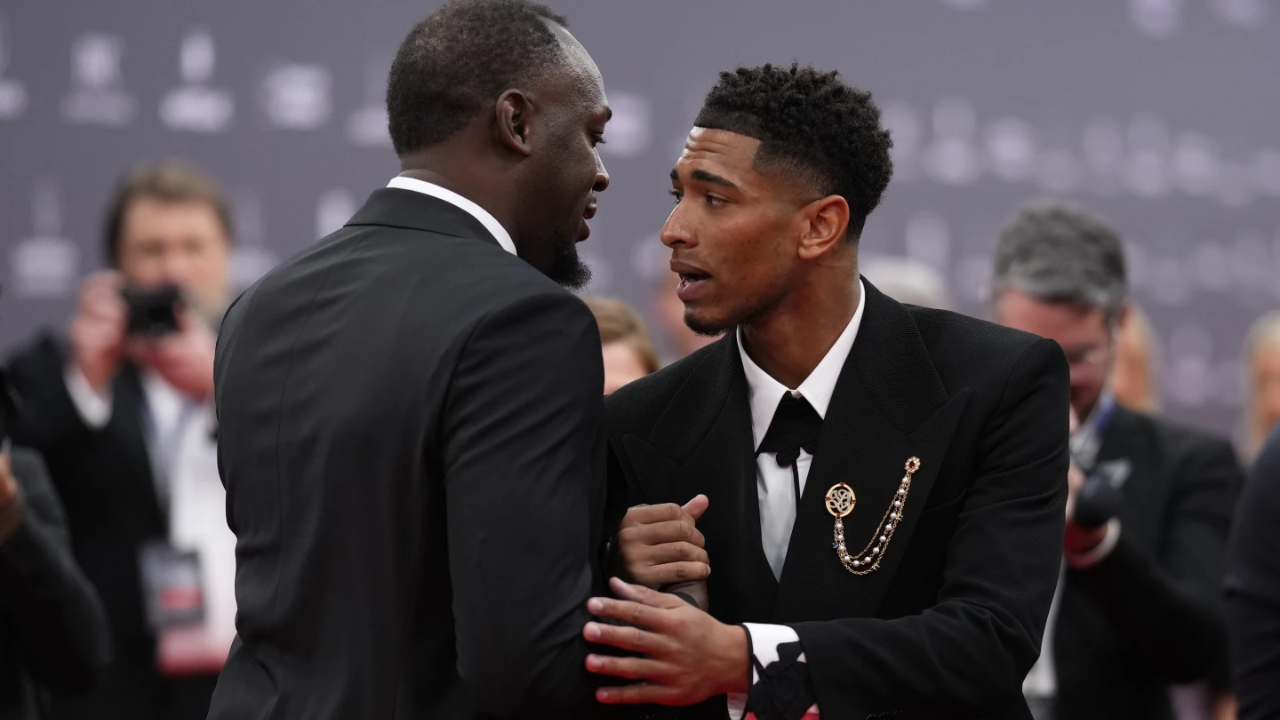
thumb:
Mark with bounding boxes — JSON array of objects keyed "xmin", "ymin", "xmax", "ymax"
[{"xmin": 682, "ymin": 494, "xmax": 710, "ymax": 521}]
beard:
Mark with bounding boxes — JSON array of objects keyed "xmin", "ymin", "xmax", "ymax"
[
  {"xmin": 546, "ymin": 234, "xmax": 592, "ymax": 291},
  {"xmin": 683, "ymin": 289, "xmax": 783, "ymax": 337}
]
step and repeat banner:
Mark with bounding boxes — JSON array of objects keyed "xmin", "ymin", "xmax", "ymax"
[{"xmin": 1, "ymin": 0, "xmax": 1277, "ymax": 439}]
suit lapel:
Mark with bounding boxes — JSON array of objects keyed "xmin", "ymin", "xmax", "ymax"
[
  {"xmin": 621, "ymin": 337, "xmax": 779, "ymax": 621},
  {"xmin": 774, "ymin": 282, "xmax": 966, "ymax": 621}
]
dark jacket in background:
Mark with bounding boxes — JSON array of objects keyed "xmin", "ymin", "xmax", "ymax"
[
  {"xmin": 1051, "ymin": 406, "xmax": 1240, "ymax": 720},
  {"xmin": 208, "ymin": 188, "xmax": 626, "ymax": 720},
  {"xmin": 0, "ymin": 446, "xmax": 111, "ymax": 720},
  {"xmin": 1225, "ymin": 426, "xmax": 1280, "ymax": 720},
  {"xmin": 6, "ymin": 338, "xmax": 219, "ymax": 720}
]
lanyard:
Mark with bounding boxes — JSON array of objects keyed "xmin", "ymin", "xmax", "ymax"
[
  {"xmin": 140, "ymin": 397, "xmax": 202, "ymax": 509},
  {"xmin": 1070, "ymin": 392, "xmax": 1116, "ymax": 472}
]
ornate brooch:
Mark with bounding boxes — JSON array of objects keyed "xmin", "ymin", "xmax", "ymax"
[{"xmin": 825, "ymin": 457, "xmax": 921, "ymax": 575}]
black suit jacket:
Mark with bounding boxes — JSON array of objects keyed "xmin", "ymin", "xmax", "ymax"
[
  {"xmin": 0, "ymin": 447, "xmax": 111, "ymax": 720},
  {"xmin": 1226, "ymin": 426, "xmax": 1280, "ymax": 720},
  {"xmin": 209, "ymin": 188, "xmax": 625, "ymax": 720},
  {"xmin": 606, "ymin": 282, "xmax": 1071, "ymax": 720},
  {"xmin": 1050, "ymin": 406, "xmax": 1239, "ymax": 720},
  {"xmin": 5, "ymin": 338, "xmax": 207, "ymax": 719}
]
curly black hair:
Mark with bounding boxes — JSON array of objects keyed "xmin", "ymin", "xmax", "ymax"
[
  {"xmin": 695, "ymin": 63, "xmax": 894, "ymax": 238},
  {"xmin": 386, "ymin": 0, "xmax": 569, "ymax": 157}
]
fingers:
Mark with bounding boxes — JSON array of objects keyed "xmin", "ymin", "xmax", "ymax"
[
  {"xmin": 583, "ymin": 622, "xmax": 671, "ymax": 656},
  {"xmin": 609, "ymin": 577, "xmax": 686, "ymax": 609},
  {"xmin": 619, "ymin": 519, "xmax": 705, "ymax": 549},
  {"xmin": 585, "ymin": 654, "xmax": 672, "ymax": 683},
  {"xmin": 596, "ymin": 682, "xmax": 680, "ymax": 705},
  {"xmin": 635, "ymin": 561, "xmax": 711, "ymax": 588},
  {"xmin": 622, "ymin": 502, "xmax": 688, "ymax": 528},
  {"xmin": 682, "ymin": 494, "xmax": 710, "ymax": 521},
  {"xmin": 647, "ymin": 541, "xmax": 709, "ymax": 567}
]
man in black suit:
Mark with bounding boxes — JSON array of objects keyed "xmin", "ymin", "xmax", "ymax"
[
  {"xmin": 585, "ymin": 64, "xmax": 1071, "ymax": 720},
  {"xmin": 208, "ymin": 1, "xmax": 618, "ymax": 718},
  {"xmin": 6, "ymin": 161, "xmax": 235, "ymax": 720},
  {"xmin": 991, "ymin": 202, "xmax": 1240, "ymax": 720}
]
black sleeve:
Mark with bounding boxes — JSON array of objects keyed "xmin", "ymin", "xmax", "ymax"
[
  {"xmin": 1226, "ymin": 428, "xmax": 1280, "ymax": 720},
  {"xmin": 441, "ymin": 290, "xmax": 612, "ymax": 720},
  {"xmin": 1067, "ymin": 432, "xmax": 1239, "ymax": 683},
  {"xmin": 0, "ymin": 447, "xmax": 112, "ymax": 693},
  {"xmin": 791, "ymin": 338, "xmax": 1070, "ymax": 718}
]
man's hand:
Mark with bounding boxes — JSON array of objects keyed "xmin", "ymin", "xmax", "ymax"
[
  {"xmin": 584, "ymin": 577, "xmax": 749, "ymax": 705},
  {"xmin": 129, "ymin": 308, "xmax": 216, "ymax": 401},
  {"xmin": 613, "ymin": 495, "xmax": 711, "ymax": 588},
  {"xmin": 0, "ymin": 453, "xmax": 26, "ymax": 543},
  {"xmin": 69, "ymin": 272, "xmax": 128, "ymax": 393}
]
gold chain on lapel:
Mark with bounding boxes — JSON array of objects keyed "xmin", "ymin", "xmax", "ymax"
[{"xmin": 826, "ymin": 457, "xmax": 921, "ymax": 575}]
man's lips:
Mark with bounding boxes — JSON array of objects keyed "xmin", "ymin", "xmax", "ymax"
[{"xmin": 671, "ymin": 260, "xmax": 712, "ymax": 301}]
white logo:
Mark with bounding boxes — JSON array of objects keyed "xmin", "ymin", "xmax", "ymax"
[
  {"xmin": 880, "ymin": 100, "xmax": 922, "ymax": 182},
  {"xmin": 0, "ymin": 13, "xmax": 27, "ymax": 120},
  {"xmin": 160, "ymin": 31, "xmax": 234, "ymax": 133},
  {"xmin": 9, "ymin": 183, "xmax": 80, "ymax": 298},
  {"xmin": 316, "ymin": 189, "xmax": 356, "ymax": 239},
  {"xmin": 923, "ymin": 98, "xmax": 982, "ymax": 185},
  {"xmin": 1130, "ymin": 0, "xmax": 1184, "ymax": 38},
  {"xmin": 61, "ymin": 33, "xmax": 135, "ymax": 126},
  {"xmin": 1172, "ymin": 134, "xmax": 1220, "ymax": 196},
  {"xmin": 985, "ymin": 117, "xmax": 1038, "ymax": 182},
  {"xmin": 1210, "ymin": 0, "xmax": 1269, "ymax": 28},
  {"xmin": 229, "ymin": 191, "xmax": 279, "ymax": 291},
  {"xmin": 1124, "ymin": 114, "xmax": 1170, "ymax": 198},
  {"xmin": 599, "ymin": 91, "xmax": 652, "ymax": 159},
  {"xmin": 903, "ymin": 211, "xmax": 951, "ymax": 271},
  {"xmin": 262, "ymin": 63, "xmax": 332, "ymax": 130},
  {"xmin": 347, "ymin": 56, "xmax": 392, "ymax": 148}
]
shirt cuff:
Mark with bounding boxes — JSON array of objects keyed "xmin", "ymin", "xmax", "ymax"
[
  {"xmin": 1065, "ymin": 518, "xmax": 1121, "ymax": 569},
  {"xmin": 727, "ymin": 623, "xmax": 819, "ymax": 720},
  {"xmin": 63, "ymin": 364, "xmax": 113, "ymax": 430}
]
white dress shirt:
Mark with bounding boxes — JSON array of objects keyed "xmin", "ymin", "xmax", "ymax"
[
  {"xmin": 387, "ymin": 175, "xmax": 516, "ymax": 256},
  {"xmin": 727, "ymin": 280, "xmax": 866, "ymax": 720}
]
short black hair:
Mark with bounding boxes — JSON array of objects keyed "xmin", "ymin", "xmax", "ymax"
[
  {"xmin": 695, "ymin": 63, "xmax": 893, "ymax": 238},
  {"xmin": 386, "ymin": 0, "xmax": 569, "ymax": 157}
]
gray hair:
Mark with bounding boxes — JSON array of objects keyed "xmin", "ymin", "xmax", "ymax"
[
  {"xmin": 862, "ymin": 256, "xmax": 953, "ymax": 310},
  {"xmin": 990, "ymin": 200, "xmax": 1128, "ymax": 324}
]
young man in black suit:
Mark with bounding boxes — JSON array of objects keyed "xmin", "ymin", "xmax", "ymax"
[
  {"xmin": 991, "ymin": 202, "xmax": 1241, "ymax": 720},
  {"xmin": 208, "ymin": 1, "xmax": 617, "ymax": 718},
  {"xmin": 586, "ymin": 64, "xmax": 1071, "ymax": 720}
]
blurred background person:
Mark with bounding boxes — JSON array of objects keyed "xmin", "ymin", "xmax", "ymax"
[
  {"xmin": 1241, "ymin": 311, "xmax": 1280, "ymax": 463},
  {"xmin": 991, "ymin": 201, "xmax": 1241, "ymax": 720},
  {"xmin": 5, "ymin": 161, "xmax": 237, "ymax": 720},
  {"xmin": 652, "ymin": 265, "xmax": 718, "ymax": 363},
  {"xmin": 1224, "ymin": 425, "xmax": 1280, "ymax": 720},
  {"xmin": 860, "ymin": 255, "xmax": 954, "ymax": 310},
  {"xmin": 1, "ymin": 370, "xmax": 112, "ymax": 720},
  {"xmin": 584, "ymin": 296, "xmax": 659, "ymax": 394},
  {"xmin": 1110, "ymin": 304, "xmax": 1162, "ymax": 414}
]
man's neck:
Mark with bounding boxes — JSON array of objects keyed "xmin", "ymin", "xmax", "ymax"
[
  {"xmin": 740, "ymin": 275, "xmax": 859, "ymax": 390},
  {"xmin": 398, "ymin": 147, "xmax": 518, "ymax": 241}
]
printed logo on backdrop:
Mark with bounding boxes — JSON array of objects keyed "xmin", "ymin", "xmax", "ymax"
[
  {"xmin": 262, "ymin": 63, "xmax": 331, "ymax": 130},
  {"xmin": 316, "ymin": 189, "xmax": 356, "ymax": 240},
  {"xmin": 62, "ymin": 33, "xmax": 135, "ymax": 126},
  {"xmin": 160, "ymin": 30, "xmax": 234, "ymax": 133},
  {"xmin": 599, "ymin": 91, "xmax": 652, "ymax": 159},
  {"xmin": 10, "ymin": 183, "xmax": 81, "ymax": 298},
  {"xmin": 229, "ymin": 191, "xmax": 279, "ymax": 292},
  {"xmin": 347, "ymin": 56, "xmax": 392, "ymax": 148},
  {"xmin": 923, "ymin": 98, "xmax": 981, "ymax": 186},
  {"xmin": 0, "ymin": 12, "xmax": 27, "ymax": 120}
]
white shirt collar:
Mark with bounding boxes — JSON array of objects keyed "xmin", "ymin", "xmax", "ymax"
[
  {"xmin": 386, "ymin": 176, "xmax": 516, "ymax": 256},
  {"xmin": 738, "ymin": 279, "xmax": 867, "ymax": 451}
]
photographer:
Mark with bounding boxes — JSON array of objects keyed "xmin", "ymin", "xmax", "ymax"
[
  {"xmin": 992, "ymin": 201, "xmax": 1241, "ymax": 720},
  {"xmin": 6, "ymin": 161, "xmax": 237, "ymax": 720},
  {"xmin": 1, "ymin": 371, "xmax": 111, "ymax": 719}
]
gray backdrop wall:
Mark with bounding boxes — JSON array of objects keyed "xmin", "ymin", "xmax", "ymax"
[{"xmin": 2, "ymin": 0, "xmax": 1278, "ymax": 441}]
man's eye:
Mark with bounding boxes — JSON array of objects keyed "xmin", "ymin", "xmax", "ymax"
[
  {"xmin": 706, "ymin": 194, "xmax": 726, "ymax": 206},
  {"xmin": 669, "ymin": 190, "xmax": 683, "ymax": 204}
]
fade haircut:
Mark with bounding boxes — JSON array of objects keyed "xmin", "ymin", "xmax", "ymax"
[
  {"xmin": 991, "ymin": 200, "xmax": 1128, "ymax": 325},
  {"xmin": 694, "ymin": 63, "xmax": 894, "ymax": 239},
  {"xmin": 386, "ymin": 0, "xmax": 569, "ymax": 157}
]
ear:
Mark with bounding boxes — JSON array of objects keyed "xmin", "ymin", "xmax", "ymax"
[
  {"xmin": 494, "ymin": 89, "xmax": 535, "ymax": 157},
  {"xmin": 797, "ymin": 195, "xmax": 850, "ymax": 260}
]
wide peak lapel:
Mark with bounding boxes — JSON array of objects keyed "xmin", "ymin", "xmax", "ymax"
[{"xmin": 774, "ymin": 282, "xmax": 961, "ymax": 621}]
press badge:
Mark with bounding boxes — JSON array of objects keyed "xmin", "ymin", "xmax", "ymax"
[{"xmin": 138, "ymin": 541, "xmax": 206, "ymax": 630}]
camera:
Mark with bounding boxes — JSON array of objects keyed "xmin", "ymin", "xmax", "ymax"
[{"xmin": 121, "ymin": 285, "xmax": 183, "ymax": 339}]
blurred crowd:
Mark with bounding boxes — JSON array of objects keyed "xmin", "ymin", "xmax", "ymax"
[{"xmin": 2, "ymin": 157, "xmax": 1280, "ymax": 720}]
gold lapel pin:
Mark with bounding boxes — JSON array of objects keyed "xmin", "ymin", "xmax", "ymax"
[{"xmin": 827, "ymin": 457, "xmax": 921, "ymax": 575}]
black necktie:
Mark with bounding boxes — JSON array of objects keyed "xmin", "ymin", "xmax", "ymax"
[{"xmin": 757, "ymin": 393, "xmax": 823, "ymax": 511}]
